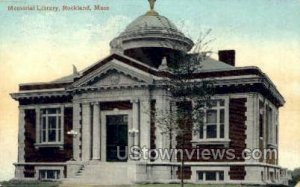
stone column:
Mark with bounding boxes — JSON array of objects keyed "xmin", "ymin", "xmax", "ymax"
[
  {"xmin": 35, "ymin": 107, "xmax": 40, "ymax": 144},
  {"xmin": 18, "ymin": 107, "xmax": 26, "ymax": 163},
  {"xmin": 82, "ymin": 102, "xmax": 92, "ymax": 161},
  {"xmin": 131, "ymin": 99, "xmax": 140, "ymax": 147},
  {"xmin": 72, "ymin": 102, "xmax": 81, "ymax": 161},
  {"xmin": 15, "ymin": 107, "xmax": 26, "ymax": 179},
  {"xmin": 92, "ymin": 102, "xmax": 101, "ymax": 160},
  {"xmin": 140, "ymin": 99, "xmax": 151, "ymax": 150},
  {"xmin": 155, "ymin": 97, "xmax": 170, "ymax": 149}
]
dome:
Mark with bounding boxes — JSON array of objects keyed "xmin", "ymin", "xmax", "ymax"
[
  {"xmin": 123, "ymin": 14, "xmax": 179, "ymax": 35},
  {"xmin": 109, "ymin": 0, "xmax": 194, "ymax": 68},
  {"xmin": 110, "ymin": 9, "xmax": 194, "ymax": 53}
]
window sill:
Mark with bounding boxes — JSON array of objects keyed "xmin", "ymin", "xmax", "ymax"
[
  {"xmin": 191, "ymin": 139, "xmax": 230, "ymax": 147},
  {"xmin": 34, "ymin": 143, "xmax": 64, "ymax": 150},
  {"xmin": 267, "ymin": 143, "xmax": 278, "ymax": 149}
]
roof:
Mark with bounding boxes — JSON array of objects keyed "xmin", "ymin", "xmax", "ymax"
[
  {"xmin": 121, "ymin": 14, "xmax": 180, "ymax": 36},
  {"xmin": 110, "ymin": 13, "xmax": 194, "ymax": 52},
  {"xmin": 51, "ymin": 74, "xmax": 74, "ymax": 83},
  {"xmin": 50, "ymin": 55, "xmax": 235, "ymax": 83},
  {"xmin": 12, "ymin": 53, "xmax": 285, "ymax": 107},
  {"xmin": 196, "ymin": 56, "xmax": 236, "ymax": 72}
]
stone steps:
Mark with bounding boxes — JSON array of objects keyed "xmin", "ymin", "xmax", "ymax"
[
  {"xmin": 59, "ymin": 184, "xmax": 133, "ymax": 187},
  {"xmin": 63, "ymin": 162, "xmax": 135, "ymax": 185}
]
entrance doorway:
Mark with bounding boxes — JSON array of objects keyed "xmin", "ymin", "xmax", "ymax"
[{"xmin": 106, "ymin": 115, "xmax": 128, "ymax": 161}]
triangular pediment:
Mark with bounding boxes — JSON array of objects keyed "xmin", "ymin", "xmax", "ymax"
[
  {"xmin": 72, "ymin": 55, "xmax": 154, "ymax": 88},
  {"xmin": 85, "ymin": 69, "xmax": 144, "ymax": 87}
]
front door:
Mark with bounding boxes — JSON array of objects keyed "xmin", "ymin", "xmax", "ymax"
[{"xmin": 106, "ymin": 115, "xmax": 128, "ymax": 162}]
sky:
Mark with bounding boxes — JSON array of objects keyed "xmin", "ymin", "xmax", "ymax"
[{"xmin": 0, "ymin": 0, "xmax": 300, "ymax": 181}]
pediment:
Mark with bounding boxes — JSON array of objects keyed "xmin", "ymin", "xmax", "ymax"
[
  {"xmin": 72, "ymin": 58, "xmax": 154, "ymax": 88},
  {"xmin": 85, "ymin": 69, "xmax": 144, "ymax": 87}
]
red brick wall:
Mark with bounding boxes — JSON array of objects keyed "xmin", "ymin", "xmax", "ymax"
[
  {"xmin": 175, "ymin": 98, "xmax": 247, "ymax": 180},
  {"xmin": 228, "ymin": 98, "xmax": 247, "ymax": 180},
  {"xmin": 23, "ymin": 107, "xmax": 73, "ymax": 163},
  {"xmin": 100, "ymin": 101, "xmax": 132, "ymax": 110},
  {"xmin": 150, "ymin": 100, "xmax": 157, "ymax": 162}
]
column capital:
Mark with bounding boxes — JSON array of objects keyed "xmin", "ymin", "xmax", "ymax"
[
  {"xmin": 131, "ymin": 99, "xmax": 139, "ymax": 104},
  {"xmin": 18, "ymin": 106, "xmax": 26, "ymax": 114},
  {"xmin": 81, "ymin": 101, "xmax": 91, "ymax": 106},
  {"xmin": 91, "ymin": 101, "xmax": 100, "ymax": 106}
]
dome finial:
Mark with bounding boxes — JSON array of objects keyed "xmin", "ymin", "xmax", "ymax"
[
  {"xmin": 148, "ymin": 0, "xmax": 156, "ymax": 11},
  {"xmin": 146, "ymin": 0, "xmax": 158, "ymax": 16}
]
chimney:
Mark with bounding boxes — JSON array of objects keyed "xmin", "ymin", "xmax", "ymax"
[{"xmin": 218, "ymin": 50, "xmax": 235, "ymax": 66}]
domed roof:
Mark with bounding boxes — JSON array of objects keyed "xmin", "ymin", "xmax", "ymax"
[
  {"xmin": 110, "ymin": 1, "xmax": 194, "ymax": 53},
  {"xmin": 122, "ymin": 14, "xmax": 180, "ymax": 35}
]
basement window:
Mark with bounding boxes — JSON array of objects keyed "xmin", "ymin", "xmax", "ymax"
[
  {"xmin": 197, "ymin": 171, "xmax": 224, "ymax": 181},
  {"xmin": 39, "ymin": 170, "xmax": 60, "ymax": 180}
]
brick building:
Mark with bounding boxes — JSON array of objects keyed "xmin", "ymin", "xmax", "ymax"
[{"xmin": 11, "ymin": 0, "xmax": 289, "ymax": 185}]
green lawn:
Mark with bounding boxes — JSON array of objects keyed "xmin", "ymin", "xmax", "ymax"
[
  {"xmin": 0, "ymin": 181, "xmax": 282, "ymax": 187},
  {"xmin": 0, "ymin": 180, "xmax": 59, "ymax": 187}
]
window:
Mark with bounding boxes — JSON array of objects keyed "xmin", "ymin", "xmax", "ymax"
[
  {"xmin": 219, "ymin": 171, "xmax": 224, "ymax": 180},
  {"xmin": 198, "ymin": 99, "xmax": 227, "ymax": 141},
  {"xmin": 267, "ymin": 106, "xmax": 273, "ymax": 144},
  {"xmin": 206, "ymin": 171, "xmax": 217, "ymax": 181},
  {"xmin": 259, "ymin": 101, "xmax": 264, "ymax": 139},
  {"xmin": 40, "ymin": 108, "xmax": 63, "ymax": 144},
  {"xmin": 39, "ymin": 170, "xmax": 60, "ymax": 180},
  {"xmin": 198, "ymin": 171, "xmax": 204, "ymax": 181},
  {"xmin": 197, "ymin": 171, "xmax": 224, "ymax": 181},
  {"xmin": 270, "ymin": 171, "xmax": 275, "ymax": 182}
]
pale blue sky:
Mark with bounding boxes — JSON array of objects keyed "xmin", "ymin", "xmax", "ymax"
[
  {"xmin": 0, "ymin": 0, "xmax": 300, "ymax": 181},
  {"xmin": 1, "ymin": 0, "xmax": 300, "ymax": 44}
]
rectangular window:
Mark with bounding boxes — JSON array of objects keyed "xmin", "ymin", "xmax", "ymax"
[
  {"xmin": 198, "ymin": 99, "xmax": 227, "ymax": 140},
  {"xmin": 40, "ymin": 108, "xmax": 63, "ymax": 144},
  {"xmin": 206, "ymin": 171, "xmax": 217, "ymax": 181},
  {"xmin": 220, "ymin": 109, "xmax": 225, "ymax": 138},
  {"xmin": 275, "ymin": 113, "xmax": 278, "ymax": 144},
  {"xmin": 259, "ymin": 114, "xmax": 264, "ymax": 138},
  {"xmin": 267, "ymin": 106, "xmax": 273, "ymax": 144},
  {"xmin": 198, "ymin": 171, "xmax": 204, "ymax": 181},
  {"xmin": 219, "ymin": 171, "xmax": 224, "ymax": 181},
  {"xmin": 206, "ymin": 110, "xmax": 217, "ymax": 139},
  {"xmin": 197, "ymin": 171, "xmax": 224, "ymax": 181},
  {"xmin": 39, "ymin": 170, "xmax": 60, "ymax": 180},
  {"xmin": 259, "ymin": 101, "xmax": 264, "ymax": 139}
]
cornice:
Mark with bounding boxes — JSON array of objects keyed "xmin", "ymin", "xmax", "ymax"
[{"xmin": 10, "ymin": 89, "xmax": 69, "ymax": 100}]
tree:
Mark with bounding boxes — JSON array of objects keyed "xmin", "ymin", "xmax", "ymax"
[
  {"xmin": 152, "ymin": 29, "xmax": 215, "ymax": 187},
  {"xmin": 291, "ymin": 168, "xmax": 300, "ymax": 186}
]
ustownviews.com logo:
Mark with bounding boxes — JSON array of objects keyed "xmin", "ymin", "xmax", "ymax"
[{"xmin": 116, "ymin": 146, "xmax": 278, "ymax": 161}]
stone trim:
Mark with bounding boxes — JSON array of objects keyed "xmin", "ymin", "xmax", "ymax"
[
  {"xmin": 34, "ymin": 105, "xmax": 65, "ymax": 149},
  {"xmin": 191, "ymin": 96, "xmax": 230, "ymax": 145},
  {"xmin": 18, "ymin": 107, "xmax": 26, "ymax": 163},
  {"xmin": 92, "ymin": 102, "xmax": 101, "ymax": 160},
  {"xmin": 101, "ymin": 110, "xmax": 132, "ymax": 162},
  {"xmin": 81, "ymin": 103, "xmax": 92, "ymax": 161},
  {"xmin": 131, "ymin": 99, "xmax": 140, "ymax": 148},
  {"xmin": 35, "ymin": 166, "xmax": 65, "ymax": 180},
  {"xmin": 72, "ymin": 102, "xmax": 81, "ymax": 161},
  {"xmin": 72, "ymin": 59, "xmax": 154, "ymax": 88}
]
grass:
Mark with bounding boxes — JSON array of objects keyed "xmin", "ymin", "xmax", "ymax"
[
  {"xmin": 0, "ymin": 181, "xmax": 284, "ymax": 187},
  {"xmin": 0, "ymin": 180, "xmax": 60, "ymax": 187}
]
